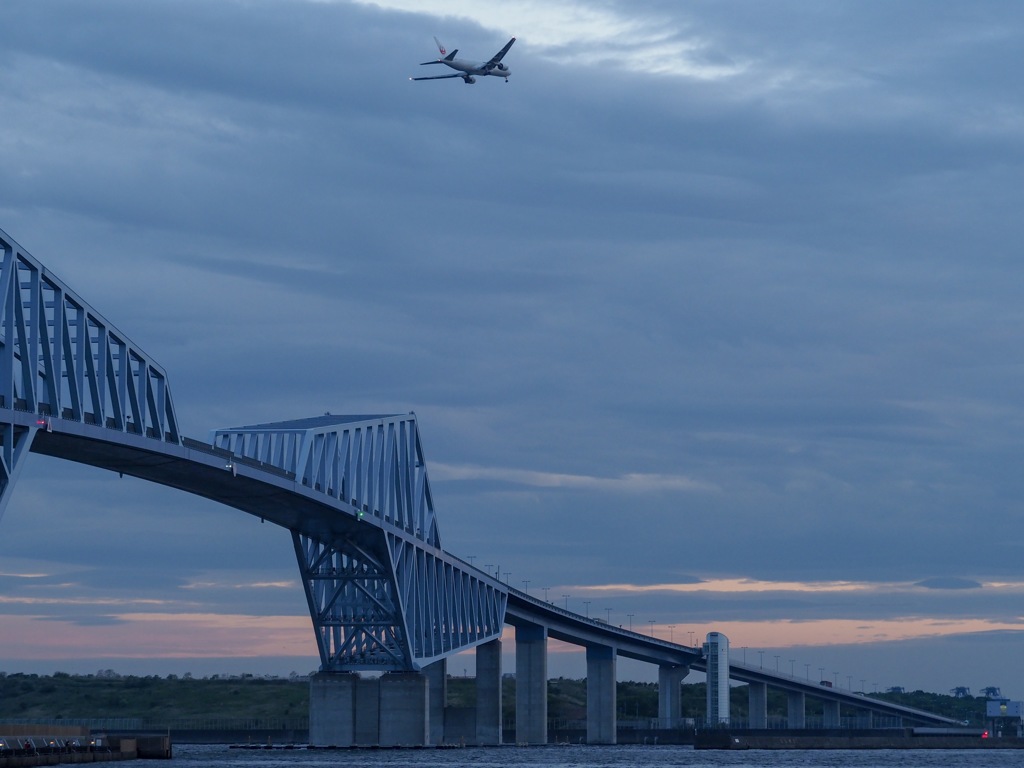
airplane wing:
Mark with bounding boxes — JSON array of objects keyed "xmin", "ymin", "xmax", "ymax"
[
  {"xmin": 483, "ymin": 37, "xmax": 516, "ymax": 70},
  {"xmin": 410, "ymin": 73, "xmax": 466, "ymax": 81}
]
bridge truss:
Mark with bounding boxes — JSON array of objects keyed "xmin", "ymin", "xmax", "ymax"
[
  {"xmin": 214, "ymin": 415, "xmax": 507, "ymax": 671},
  {"xmin": 0, "ymin": 229, "xmax": 180, "ymax": 521},
  {"xmin": 0, "ymin": 226, "xmax": 506, "ymax": 674}
]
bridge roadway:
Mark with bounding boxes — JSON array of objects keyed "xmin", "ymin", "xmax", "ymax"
[{"xmin": 10, "ymin": 406, "xmax": 958, "ymax": 740}]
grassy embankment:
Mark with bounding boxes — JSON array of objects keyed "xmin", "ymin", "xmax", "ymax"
[{"xmin": 0, "ymin": 672, "xmax": 988, "ymax": 726}]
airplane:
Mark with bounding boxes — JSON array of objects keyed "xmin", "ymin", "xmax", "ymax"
[{"xmin": 410, "ymin": 36, "xmax": 516, "ymax": 84}]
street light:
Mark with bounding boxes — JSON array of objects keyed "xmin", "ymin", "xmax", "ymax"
[
  {"xmin": 648, "ymin": 620, "xmax": 655, "ymax": 637},
  {"xmin": 522, "ymin": 579, "xmax": 530, "ymax": 594},
  {"xmin": 542, "ymin": 587, "xmax": 549, "ymax": 602},
  {"xmin": 789, "ymin": 659, "xmax": 795, "ymax": 676},
  {"xmin": 605, "ymin": 607, "xmax": 613, "ymax": 623},
  {"xmin": 627, "ymin": 613, "xmax": 634, "ymax": 631},
  {"xmin": 668, "ymin": 624, "xmax": 675, "ymax": 643},
  {"xmin": 562, "ymin": 594, "xmax": 570, "ymax": 610},
  {"xmin": 583, "ymin": 600, "xmax": 591, "ymax": 618},
  {"xmin": 758, "ymin": 650, "xmax": 764, "ymax": 669}
]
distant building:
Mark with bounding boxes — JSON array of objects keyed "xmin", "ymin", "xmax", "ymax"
[{"xmin": 703, "ymin": 632, "xmax": 730, "ymax": 725}]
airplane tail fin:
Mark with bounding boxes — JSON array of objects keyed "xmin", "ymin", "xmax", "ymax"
[{"xmin": 433, "ymin": 36, "xmax": 457, "ymax": 61}]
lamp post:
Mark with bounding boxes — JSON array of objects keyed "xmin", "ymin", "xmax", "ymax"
[
  {"xmin": 605, "ymin": 607, "xmax": 613, "ymax": 623},
  {"xmin": 562, "ymin": 594, "xmax": 570, "ymax": 610},
  {"xmin": 648, "ymin": 620, "xmax": 655, "ymax": 637},
  {"xmin": 627, "ymin": 613, "xmax": 634, "ymax": 631},
  {"xmin": 542, "ymin": 587, "xmax": 550, "ymax": 602},
  {"xmin": 758, "ymin": 650, "xmax": 764, "ymax": 669},
  {"xmin": 583, "ymin": 600, "xmax": 591, "ymax": 618},
  {"xmin": 522, "ymin": 579, "xmax": 530, "ymax": 595},
  {"xmin": 668, "ymin": 624, "xmax": 675, "ymax": 643}
]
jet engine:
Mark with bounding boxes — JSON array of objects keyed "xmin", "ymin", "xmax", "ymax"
[{"xmin": 463, "ymin": 75, "xmax": 477, "ymax": 84}]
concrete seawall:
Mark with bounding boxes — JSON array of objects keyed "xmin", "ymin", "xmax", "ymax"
[
  {"xmin": 696, "ymin": 728, "xmax": 1024, "ymax": 750},
  {"xmin": 0, "ymin": 726, "xmax": 171, "ymax": 766}
]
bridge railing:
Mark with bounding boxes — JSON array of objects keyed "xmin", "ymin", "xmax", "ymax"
[{"xmin": 506, "ymin": 585, "xmax": 704, "ymax": 654}]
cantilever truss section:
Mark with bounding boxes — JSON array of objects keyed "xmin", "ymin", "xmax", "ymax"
[
  {"xmin": 293, "ymin": 530, "xmax": 507, "ymax": 671},
  {"xmin": 0, "ymin": 229, "xmax": 181, "ymax": 442},
  {"xmin": 213, "ymin": 414, "xmax": 439, "ymax": 546},
  {"xmin": 216, "ymin": 414, "xmax": 507, "ymax": 671},
  {"xmin": 0, "ymin": 229, "xmax": 180, "ymax": 522}
]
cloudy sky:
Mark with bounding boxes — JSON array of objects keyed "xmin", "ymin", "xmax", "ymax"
[{"xmin": 1, "ymin": 0, "xmax": 1023, "ymax": 697}]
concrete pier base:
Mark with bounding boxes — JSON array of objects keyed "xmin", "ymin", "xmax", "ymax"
[
  {"xmin": 309, "ymin": 671, "xmax": 356, "ymax": 746},
  {"xmin": 379, "ymin": 672, "xmax": 429, "ymax": 746},
  {"xmin": 354, "ymin": 676, "xmax": 380, "ymax": 745},
  {"xmin": 586, "ymin": 644, "xmax": 617, "ymax": 744},
  {"xmin": 476, "ymin": 639, "xmax": 503, "ymax": 745},
  {"xmin": 658, "ymin": 665, "xmax": 689, "ymax": 728},
  {"xmin": 425, "ymin": 660, "xmax": 446, "ymax": 745},
  {"xmin": 515, "ymin": 623, "xmax": 548, "ymax": 745},
  {"xmin": 787, "ymin": 691, "xmax": 806, "ymax": 728},
  {"xmin": 823, "ymin": 699, "xmax": 841, "ymax": 728},
  {"xmin": 748, "ymin": 681, "xmax": 768, "ymax": 728}
]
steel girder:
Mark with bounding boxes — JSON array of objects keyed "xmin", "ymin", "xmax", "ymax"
[
  {"xmin": 0, "ymin": 228, "xmax": 181, "ymax": 520},
  {"xmin": 215, "ymin": 414, "xmax": 507, "ymax": 671}
]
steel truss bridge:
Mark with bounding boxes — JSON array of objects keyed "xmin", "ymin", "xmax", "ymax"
[{"xmin": 0, "ymin": 227, "xmax": 955, "ymax": 736}]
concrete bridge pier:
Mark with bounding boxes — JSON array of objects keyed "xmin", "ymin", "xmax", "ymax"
[
  {"xmin": 425, "ymin": 660, "xmax": 446, "ymax": 746},
  {"xmin": 309, "ymin": 669, "xmax": 432, "ymax": 747},
  {"xmin": 309, "ymin": 671, "xmax": 357, "ymax": 746},
  {"xmin": 748, "ymin": 681, "xmax": 768, "ymax": 728},
  {"xmin": 823, "ymin": 699, "xmax": 841, "ymax": 728},
  {"xmin": 658, "ymin": 664, "xmax": 689, "ymax": 727},
  {"xmin": 586, "ymin": 644, "xmax": 616, "ymax": 744},
  {"xmin": 515, "ymin": 623, "xmax": 548, "ymax": 744},
  {"xmin": 787, "ymin": 691, "xmax": 806, "ymax": 728},
  {"xmin": 475, "ymin": 639, "xmax": 503, "ymax": 745},
  {"xmin": 379, "ymin": 672, "xmax": 429, "ymax": 746},
  {"xmin": 354, "ymin": 676, "xmax": 380, "ymax": 744}
]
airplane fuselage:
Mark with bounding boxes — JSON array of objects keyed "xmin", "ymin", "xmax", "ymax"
[{"xmin": 443, "ymin": 58, "xmax": 511, "ymax": 80}]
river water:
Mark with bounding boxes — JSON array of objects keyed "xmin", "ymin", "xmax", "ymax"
[{"xmin": 168, "ymin": 743, "xmax": 1024, "ymax": 768}]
